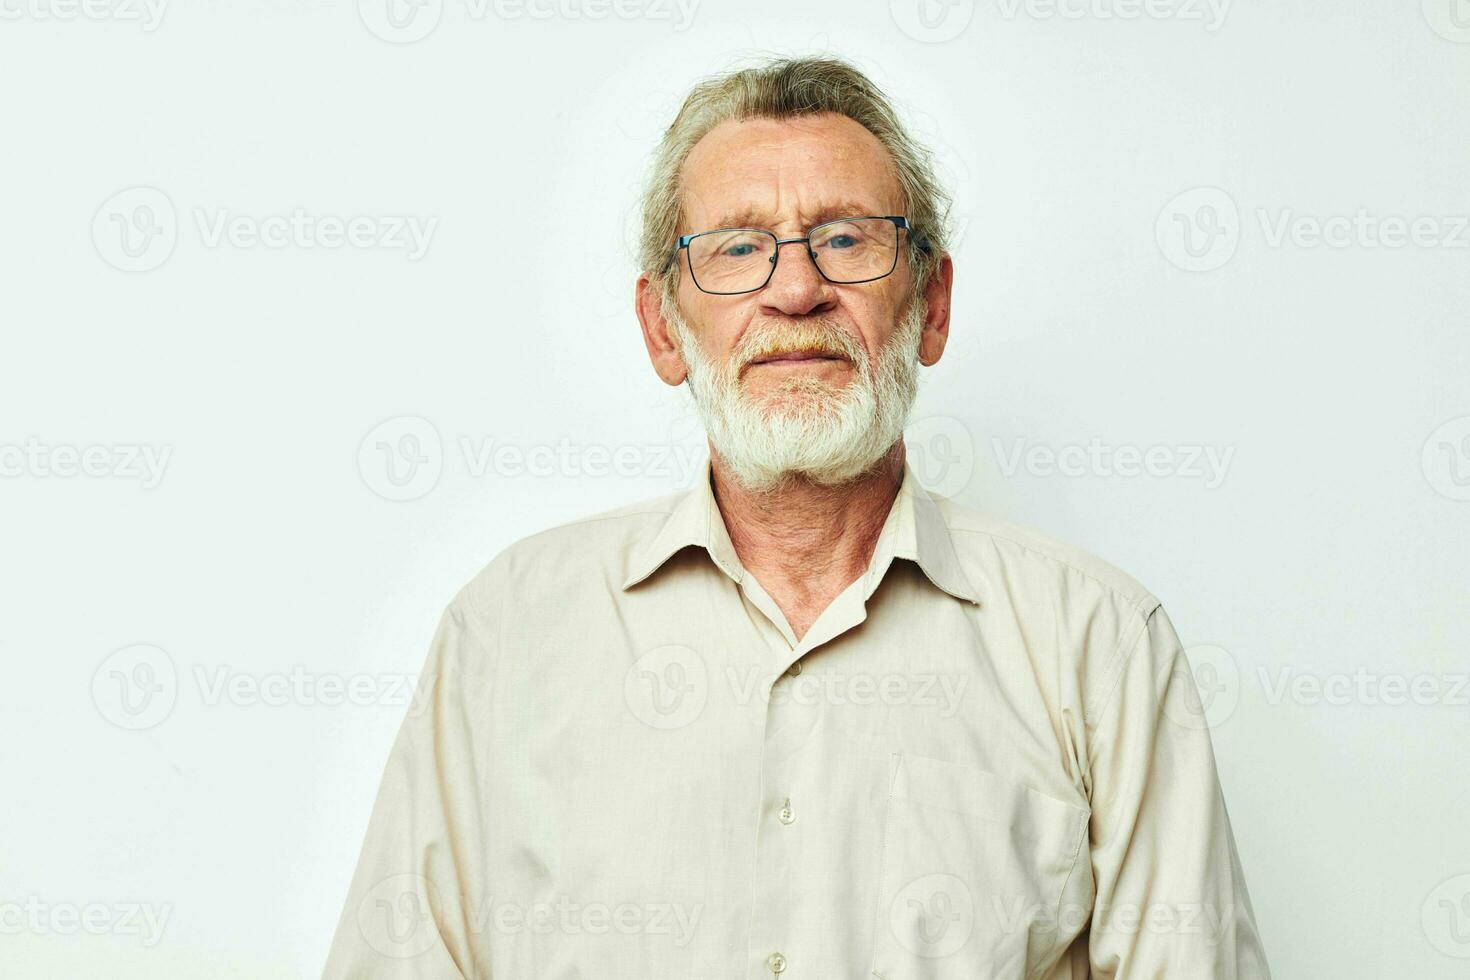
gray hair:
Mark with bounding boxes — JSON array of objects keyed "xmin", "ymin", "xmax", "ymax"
[{"xmin": 638, "ymin": 55, "xmax": 952, "ymax": 305}]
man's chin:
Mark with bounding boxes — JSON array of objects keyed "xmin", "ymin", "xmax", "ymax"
[{"xmin": 741, "ymin": 376, "xmax": 845, "ymax": 409}]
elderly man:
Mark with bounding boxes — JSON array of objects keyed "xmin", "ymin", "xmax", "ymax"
[{"xmin": 325, "ymin": 56, "xmax": 1270, "ymax": 979}]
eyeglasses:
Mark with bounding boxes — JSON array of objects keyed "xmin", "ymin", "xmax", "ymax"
[{"xmin": 664, "ymin": 215, "xmax": 927, "ymax": 296}]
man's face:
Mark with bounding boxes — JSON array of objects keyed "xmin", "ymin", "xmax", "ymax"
[
  {"xmin": 637, "ymin": 111, "xmax": 953, "ymax": 491},
  {"xmin": 674, "ymin": 112, "xmax": 919, "ymax": 406}
]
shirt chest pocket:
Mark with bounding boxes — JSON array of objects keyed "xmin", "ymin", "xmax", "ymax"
[{"xmin": 871, "ymin": 754, "xmax": 1090, "ymax": 979}]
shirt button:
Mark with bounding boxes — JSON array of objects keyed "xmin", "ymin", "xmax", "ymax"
[
  {"xmin": 766, "ymin": 951, "xmax": 787, "ymax": 974},
  {"xmin": 787, "ymin": 660, "xmax": 802, "ymax": 676},
  {"xmin": 778, "ymin": 797, "xmax": 796, "ymax": 825}
]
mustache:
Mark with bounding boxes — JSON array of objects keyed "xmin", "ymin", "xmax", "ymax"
[{"xmin": 733, "ymin": 320, "xmax": 867, "ymax": 370}]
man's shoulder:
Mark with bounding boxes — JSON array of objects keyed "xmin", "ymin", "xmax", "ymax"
[
  {"xmin": 498, "ymin": 488, "xmax": 682, "ymax": 569},
  {"xmin": 930, "ymin": 492, "xmax": 1161, "ymax": 620},
  {"xmin": 449, "ymin": 486, "xmax": 685, "ymax": 617}
]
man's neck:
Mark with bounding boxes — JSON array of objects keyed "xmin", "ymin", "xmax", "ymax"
[{"xmin": 709, "ymin": 443, "xmax": 906, "ymax": 641}]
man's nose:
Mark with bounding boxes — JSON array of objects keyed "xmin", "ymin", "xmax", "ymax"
[{"xmin": 760, "ymin": 238, "xmax": 835, "ymax": 316}]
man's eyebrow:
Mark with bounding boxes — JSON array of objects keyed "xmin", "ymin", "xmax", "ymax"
[{"xmin": 706, "ymin": 201, "xmax": 887, "ymax": 231}]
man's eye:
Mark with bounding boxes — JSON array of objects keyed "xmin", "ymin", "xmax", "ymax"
[
  {"xmin": 828, "ymin": 235, "xmax": 858, "ymax": 249},
  {"xmin": 725, "ymin": 244, "xmax": 757, "ymax": 258}
]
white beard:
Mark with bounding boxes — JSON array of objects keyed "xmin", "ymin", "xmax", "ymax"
[{"xmin": 664, "ymin": 294, "xmax": 926, "ymax": 493}]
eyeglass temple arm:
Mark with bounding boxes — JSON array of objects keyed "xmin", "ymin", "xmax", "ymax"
[
  {"xmin": 660, "ymin": 233, "xmax": 697, "ymax": 275},
  {"xmin": 888, "ymin": 216, "xmax": 932, "ymax": 252}
]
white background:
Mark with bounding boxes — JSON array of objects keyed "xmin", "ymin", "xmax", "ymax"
[{"xmin": 2, "ymin": 0, "xmax": 1468, "ymax": 976}]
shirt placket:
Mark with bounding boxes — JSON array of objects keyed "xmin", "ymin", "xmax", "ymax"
[
  {"xmin": 739, "ymin": 574, "xmax": 872, "ymax": 980},
  {"xmin": 702, "ymin": 485, "xmax": 905, "ymax": 979}
]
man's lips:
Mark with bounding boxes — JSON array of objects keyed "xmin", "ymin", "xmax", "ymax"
[{"xmin": 749, "ymin": 350, "xmax": 847, "ymax": 365}]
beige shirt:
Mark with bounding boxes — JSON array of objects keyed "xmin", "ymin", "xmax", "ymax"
[{"xmin": 324, "ymin": 456, "xmax": 1270, "ymax": 979}]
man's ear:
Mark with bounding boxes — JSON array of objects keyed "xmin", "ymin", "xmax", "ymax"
[
  {"xmin": 635, "ymin": 273, "xmax": 689, "ymax": 386},
  {"xmin": 918, "ymin": 253, "xmax": 954, "ymax": 367}
]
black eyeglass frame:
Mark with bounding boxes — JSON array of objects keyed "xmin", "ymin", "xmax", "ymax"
[{"xmin": 662, "ymin": 215, "xmax": 930, "ymax": 296}]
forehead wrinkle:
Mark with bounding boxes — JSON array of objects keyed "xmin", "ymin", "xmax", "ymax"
[
  {"xmin": 677, "ymin": 114, "xmax": 904, "ymax": 237},
  {"xmin": 710, "ymin": 199, "xmax": 892, "ymax": 232}
]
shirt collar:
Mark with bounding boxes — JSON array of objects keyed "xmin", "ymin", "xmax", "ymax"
[{"xmin": 620, "ymin": 454, "xmax": 981, "ymax": 606}]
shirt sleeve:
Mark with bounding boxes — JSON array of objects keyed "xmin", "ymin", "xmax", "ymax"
[
  {"xmin": 1084, "ymin": 603, "xmax": 1271, "ymax": 978},
  {"xmin": 322, "ymin": 602, "xmax": 490, "ymax": 979}
]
